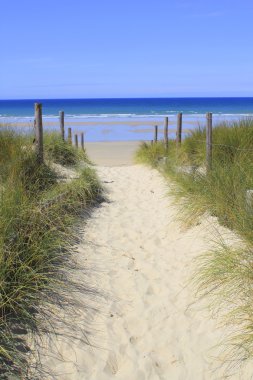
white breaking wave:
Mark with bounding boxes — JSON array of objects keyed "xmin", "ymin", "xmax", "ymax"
[{"xmin": 0, "ymin": 113, "xmax": 252, "ymax": 123}]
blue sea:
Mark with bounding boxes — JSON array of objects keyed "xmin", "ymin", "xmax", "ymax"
[{"xmin": 0, "ymin": 98, "xmax": 253, "ymax": 142}]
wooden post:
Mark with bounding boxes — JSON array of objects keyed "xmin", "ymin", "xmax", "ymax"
[
  {"xmin": 206, "ymin": 112, "xmax": 213, "ymax": 171},
  {"xmin": 154, "ymin": 125, "xmax": 158, "ymax": 143},
  {"xmin": 246, "ymin": 190, "xmax": 253, "ymax": 213},
  {"xmin": 75, "ymin": 134, "xmax": 78, "ymax": 148},
  {"xmin": 151, "ymin": 140, "xmax": 153, "ymax": 145},
  {"xmin": 68, "ymin": 127, "xmax": 72, "ymax": 144},
  {"xmin": 81, "ymin": 132, "xmax": 84, "ymax": 150},
  {"xmin": 164, "ymin": 117, "xmax": 168, "ymax": 150},
  {"xmin": 59, "ymin": 111, "xmax": 65, "ymax": 140},
  {"xmin": 34, "ymin": 103, "xmax": 43, "ymax": 164},
  {"xmin": 176, "ymin": 113, "xmax": 182, "ymax": 146}
]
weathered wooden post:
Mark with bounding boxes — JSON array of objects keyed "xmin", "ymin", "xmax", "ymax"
[
  {"xmin": 68, "ymin": 127, "xmax": 72, "ymax": 144},
  {"xmin": 151, "ymin": 140, "xmax": 153, "ymax": 145},
  {"xmin": 154, "ymin": 125, "xmax": 158, "ymax": 143},
  {"xmin": 34, "ymin": 103, "xmax": 43, "ymax": 164},
  {"xmin": 164, "ymin": 117, "xmax": 168, "ymax": 150},
  {"xmin": 246, "ymin": 190, "xmax": 253, "ymax": 213},
  {"xmin": 74, "ymin": 134, "xmax": 78, "ymax": 148},
  {"xmin": 176, "ymin": 113, "xmax": 182, "ymax": 146},
  {"xmin": 81, "ymin": 132, "xmax": 84, "ymax": 151},
  {"xmin": 206, "ymin": 112, "xmax": 213, "ymax": 171},
  {"xmin": 59, "ymin": 111, "xmax": 65, "ymax": 140}
]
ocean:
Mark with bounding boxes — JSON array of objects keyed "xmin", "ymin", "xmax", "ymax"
[
  {"xmin": 0, "ymin": 98, "xmax": 252, "ymax": 142},
  {"xmin": 1, "ymin": 98, "xmax": 253, "ymax": 118}
]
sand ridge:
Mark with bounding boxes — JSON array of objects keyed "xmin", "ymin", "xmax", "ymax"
[{"xmin": 39, "ymin": 165, "xmax": 252, "ymax": 379}]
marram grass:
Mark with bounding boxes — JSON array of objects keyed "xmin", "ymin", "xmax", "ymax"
[
  {"xmin": 136, "ymin": 120, "xmax": 253, "ymax": 239},
  {"xmin": 44, "ymin": 132, "xmax": 90, "ymax": 166},
  {"xmin": 136, "ymin": 119, "xmax": 253, "ymax": 370},
  {"xmin": 0, "ymin": 129, "xmax": 103, "ymax": 378}
]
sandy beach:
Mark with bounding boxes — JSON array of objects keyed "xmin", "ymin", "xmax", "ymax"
[
  {"xmin": 85, "ymin": 141, "xmax": 140, "ymax": 166},
  {"xmin": 35, "ymin": 142, "xmax": 252, "ymax": 379},
  {"xmin": 3, "ymin": 120, "xmax": 198, "ymax": 127},
  {"xmin": 0, "ymin": 115, "xmax": 243, "ymax": 144},
  {"xmin": 0, "ymin": 118, "xmax": 195, "ymax": 144}
]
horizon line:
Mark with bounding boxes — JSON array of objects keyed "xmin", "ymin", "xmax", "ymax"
[{"xmin": 1, "ymin": 96, "xmax": 253, "ymax": 101}]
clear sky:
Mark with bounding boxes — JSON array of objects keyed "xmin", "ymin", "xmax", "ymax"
[{"xmin": 1, "ymin": 0, "xmax": 253, "ymax": 99}]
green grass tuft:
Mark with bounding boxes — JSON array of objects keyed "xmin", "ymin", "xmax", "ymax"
[{"xmin": 44, "ymin": 132, "xmax": 90, "ymax": 166}]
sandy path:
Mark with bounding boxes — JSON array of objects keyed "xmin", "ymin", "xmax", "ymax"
[
  {"xmin": 85, "ymin": 141, "xmax": 140, "ymax": 166},
  {"xmin": 40, "ymin": 165, "xmax": 252, "ymax": 380}
]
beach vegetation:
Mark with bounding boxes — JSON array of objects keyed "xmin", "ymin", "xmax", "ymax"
[
  {"xmin": 44, "ymin": 132, "xmax": 90, "ymax": 166},
  {"xmin": 136, "ymin": 119, "xmax": 253, "ymax": 368},
  {"xmin": 0, "ymin": 129, "xmax": 102, "ymax": 378}
]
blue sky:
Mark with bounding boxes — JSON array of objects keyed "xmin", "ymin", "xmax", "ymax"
[{"xmin": 1, "ymin": 0, "xmax": 253, "ymax": 99}]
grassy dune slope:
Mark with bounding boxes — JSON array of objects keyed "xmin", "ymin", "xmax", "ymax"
[
  {"xmin": 0, "ymin": 130, "xmax": 103, "ymax": 378},
  {"xmin": 136, "ymin": 119, "xmax": 253, "ymax": 367}
]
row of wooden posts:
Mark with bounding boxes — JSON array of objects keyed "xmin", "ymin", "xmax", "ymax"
[
  {"xmin": 34, "ymin": 103, "xmax": 84, "ymax": 164},
  {"xmin": 34, "ymin": 102, "xmax": 213, "ymax": 171},
  {"xmin": 152, "ymin": 112, "xmax": 213, "ymax": 171}
]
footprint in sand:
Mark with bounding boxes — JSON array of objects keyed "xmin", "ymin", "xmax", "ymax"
[
  {"xmin": 146, "ymin": 285, "xmax": 154, "ymax": 295},
  {"xmin": 103, "ymin": 351, "xmax": 119, "ymax": 375},
  {"xmin": 129, "ymin": 335, "xmax": 139, "ymax": 345}
]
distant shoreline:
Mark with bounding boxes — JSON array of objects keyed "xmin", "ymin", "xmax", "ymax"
[{"xmin": 1, "ymin": 114, "xmax": 252, "ymax": 143}]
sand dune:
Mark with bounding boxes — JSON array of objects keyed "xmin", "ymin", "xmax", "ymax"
[{"xmin": 39, "ymin": 165, "xmax": 252, "ymax": 379}]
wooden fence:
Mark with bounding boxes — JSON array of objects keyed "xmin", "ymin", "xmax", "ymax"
[
  {"xmin": 34, "ymin": 103, "xmax": 85, "ymax": 164},
  {"xmin": 32, "ymin": 103, "xmax": 87, "ymax": 209},
  {"xmin": 34, "ymin": 102, "xmax": 214, "ymax": 170},
  {"xmin": 151, "ymin": 112, "xmax": 214, "ymax": 171}
]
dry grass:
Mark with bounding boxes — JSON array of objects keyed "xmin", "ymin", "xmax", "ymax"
[{"xmin": 0, "ymin": 129, "xmax": 103, "ymax": 378}]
